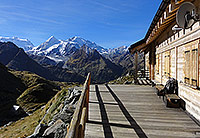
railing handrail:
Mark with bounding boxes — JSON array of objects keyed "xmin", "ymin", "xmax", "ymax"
[{"xmin": 65, "ymin": 73, "xmax": 91, "ymax": 138}]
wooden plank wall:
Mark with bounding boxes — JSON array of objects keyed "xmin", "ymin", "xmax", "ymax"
[
  {"xmin": 155, "ymin": 40, "xmax": 199, "ymax": 84},
  {"xmin": 170, "ymin": 48, "xmax": 176, "ymax": 78},
  {"xmin": 177, "ymin": 46, "xmax": 184, "ymax": 83}
]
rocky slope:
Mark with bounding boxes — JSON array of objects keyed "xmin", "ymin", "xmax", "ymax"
[
  {"xmin": 44, "ymin": 65, "xmax": 85, "ymax": 83},
  {"xmin": 104, "ymin": 46, "xmax": 144, "ymax": 73},
  {"xmin": 28, "ymin": 54, "xmax": 57, "ymax": 66},
  {"xmin": 65, "ymin": 45, "xmax": 123, "ymax": 83},
  {"xmin": 0, "ymin": 82, "xmax": 81, "ymax": 138},
  {"xmin": 0, "ymin": 42, "xmax": 54, "ymax": 80}
]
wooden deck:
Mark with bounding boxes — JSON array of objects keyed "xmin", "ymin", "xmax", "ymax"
[{"xmin": 85, "ymin": 84, "xmax": 200, "ymax": 138}]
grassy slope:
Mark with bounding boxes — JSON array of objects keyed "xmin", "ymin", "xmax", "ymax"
[
  {"xmin": 0, "ymin": 87, "xmax": 72, "ymax": 138},
  {"xmin": 10, "ymin": 71, "xmax": 62, "ymax": 113}
]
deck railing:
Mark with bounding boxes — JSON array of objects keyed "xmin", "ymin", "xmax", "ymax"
[
  {"xmin": 65, "ymin": 73, "xmax": 91, "ymax": 138},
  {"xmin": 137, "ymin": 70, "xmax": 149, "ymax": 78}
]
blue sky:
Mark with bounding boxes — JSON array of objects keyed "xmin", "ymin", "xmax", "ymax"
[{"xmin": 0, "ymin": 0, "xmax": 161, "ymax": 48}]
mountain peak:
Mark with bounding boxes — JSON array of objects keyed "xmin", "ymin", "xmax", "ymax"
[
  {"xmin": 33, "ymin": 36, "xmax": 60, "ymax": 51},
  {"xmin": 29, "ymin": 36, "xmax": 129, "ymax": 64},
  {"xmin": 72, "ymin": 36, "xmax": 81, "ymax": 40},
  {"xmin": 69, "ymin": 36, "xmax": 85, "ymax": 46},
  {"xmin": 47, "ymin": 36, "xmax": 58, "ymax": 43}
]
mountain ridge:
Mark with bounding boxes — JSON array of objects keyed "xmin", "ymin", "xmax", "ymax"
[
  {"xmin": 0, "ymin": 42, "xmax": 85, "ymax": 83},
  {"xmin": 65, "ymin": 45, "xmax": 123, "ymax": 83},
  {"xmin": 0, "ymin": 36, "xmax": 142, "ymax": 82},
  {"xmin": 28, "ymin": 36, "xmax": 109, "ymax": 63}
]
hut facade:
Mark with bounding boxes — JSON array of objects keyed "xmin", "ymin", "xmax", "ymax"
[{"xmin": 129, "ymin": 0, "xmax": 200, "ymax": 122}]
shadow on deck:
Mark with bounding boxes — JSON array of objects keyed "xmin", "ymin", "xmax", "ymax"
[{"xmin": 85, "ymin": 84, "xmax": 200, "ymax": 138}]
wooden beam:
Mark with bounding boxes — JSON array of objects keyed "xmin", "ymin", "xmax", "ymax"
[
  {"xmin": 130, "ymin": 42, "xmax": 146, "ymax": 54},
  {"xmin": 198, "ymin": 40, "xmax": 200, "ymax": 88},
  {"xmin": 134, "ymin": 51, "xmax": 138, "ymax": 84},
  {"xmin": 169, "ymin": 6, "xmax": 179, "ymax": 14},
  {"xmin": 149, "ymin": 62, "xmax": 152, "ymax": 80},
  {"xmin": 164, "ymin": 12, "xmax": 176, "ymax": 22}
]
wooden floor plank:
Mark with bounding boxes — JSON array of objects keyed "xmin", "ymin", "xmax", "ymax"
[{"xmin": 85, "ymin": 84, "xmax": 200, "ymax": 138}]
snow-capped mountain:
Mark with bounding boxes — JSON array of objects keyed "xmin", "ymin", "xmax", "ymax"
[
  {"xmin": 1, "ymin": 35, "xmax": 134, "ymax": 70},
  {"xmin": 32, "ymin": 36, "xmax": 61, "ymax": 52},
  {"xmin": 107, "ymin": 46, "xmax": 128, "ymax": 55},
  {"xmin": 28, "ymin": 36, "xmax": 108, "ymax": 62},
  {"xmin": 0, "ymin": 35, "xmax": 143, "ymax": 81},
  {"xmin": 0, "ymin": 36, "xmax": 34, "ymax": 51},
  {"xmin": 67, "ymin": 36, "xmax": 108, "ymax": 54}
]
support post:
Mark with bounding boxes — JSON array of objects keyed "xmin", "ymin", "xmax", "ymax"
[
  {"xmin": 198, "ymin": 40, "xmax": 200, "ymax": 88},
  {"xmin": 175, "ymin": 46, "xmax": 177, "ymax": 80},
  {"xmin": 161, "ymin": 53, "xmax": 163, "ymax": 84},
  {"xmin": 151, "ymin": 44, "xmax": 156, "ymax": 80},
  {"xmin": 152, "ymin": 64, "xmax": 155, "ymax": 80},
  {"xmin": 143, "ymin": 52, "xmax": 146, "ymax": 78},
  {"xmin": 134, "ymin": 51, "xmax": 138, "ymax": 84},
  {"xmin": 149, "ymin": 63, "xmax": 152, "ymax": 80}
]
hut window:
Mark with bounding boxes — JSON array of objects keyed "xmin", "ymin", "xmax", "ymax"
[
  {"xmin": 164, "ymin": 51, "xmax": 170, "ymax": 77},
  {"xmin": 156, "ymin": 54, "xmax": 159, "ymax": 74}
]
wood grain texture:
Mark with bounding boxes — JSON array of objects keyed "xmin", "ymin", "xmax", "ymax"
[{"xmin": 85, "ymin": 85, "xmax": 200, "ymax": 138}]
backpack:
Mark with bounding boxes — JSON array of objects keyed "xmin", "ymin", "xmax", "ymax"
[{"xmin": 164, "ymin": 78, "xmax": 178, "ymax": 95}]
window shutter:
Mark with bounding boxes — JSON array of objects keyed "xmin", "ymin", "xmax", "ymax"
[
  {"xmin": 185, "ymin": 51, "xmax": 190, "ymax": 84},
  {"xmin": 156, "ymin": 54, "xmax": 159, "ymax": 74},
  {"xmin": 192, "ymin": 49, "xmax": 198, "ymax": 86},
  {"xmin": 164, "ymin": 51, "xmax": 170, "ymax": 78}
]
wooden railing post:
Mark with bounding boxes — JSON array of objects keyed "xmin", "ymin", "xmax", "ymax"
[
  {"xmin": 78, "ymin": 107, "xmax": 86, "ymax": 138},
  {"xmin": 86, "ymin": 73, "xmax": 91, "ymax": 121}
]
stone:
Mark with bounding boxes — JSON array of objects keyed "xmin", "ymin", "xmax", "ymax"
[
  {"xmin": 64, "ymin": 88, "xmax": 81, "ymax": 105},
  {"xmin": 42, "ymin": 119, "xmax": 66, "ymax": 137},
  {"xmin": 62, "ymin": 105, "xmax": 75, "ymax": 114},
  {"xmin": 27, "ymin": 123, "xmax": 48, "ymax": 138},
  {"xmin": 124, "ymin": 81, "xmax": 132, "ymax": 84}
]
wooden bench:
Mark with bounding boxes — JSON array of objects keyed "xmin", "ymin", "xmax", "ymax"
[{"xmin": 163, "ymin": 94, "xmax": 181, "ymax": 108}]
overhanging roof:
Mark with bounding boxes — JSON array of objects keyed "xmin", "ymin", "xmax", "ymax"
[
  {"xmin": 129, "ymin": 0, "xmax": 193, "ymax": 54},
  {"xmin": 144, "ymin": 0, "xmax": 171, "ymax": 40},
  {"xmin": 128, "ymin": 39, "xmax": 145, "ymax": 54}
]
